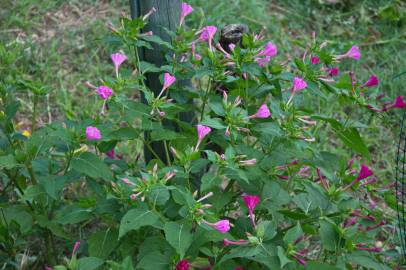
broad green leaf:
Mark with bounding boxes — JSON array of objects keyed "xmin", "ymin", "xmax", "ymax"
[
  {"xmin": 77, "ymin": 257, "xmax": 104, "ymax": 270},
  {"xmin": 54, "ymin": 205, "xmax": 92, "ymax": 225},
  {"xmin": 137, "ymin": 251, "xmax": 170, "ymax": 270},
  {"xmin": 149, "ymin": 185, "xmax": 170, "ymax": 206},
  {"xmin": 164, "ymin": 221, "xmax": 193, "ymax": 258},
  {"xmin": 307, "ymin": 262, "xmax": 342, "ymax": 270},
  {"xmin": 277, "ymin": 246, "xmax": 292, "ymax": 268},
  {"xmin": 283, "ymin": 222, "xmax": 303, "ymax": 244},
  {"xmin": 319, "ymin": 219, "xmax": 340, "ymax": 251},
  {"xmin": 0, "ymin": 155, "xmax": 19, "ymax": 169},
  {"xmin": 88, "ymin": 228, "xmax": 118, "ymax": 259},
  {"xmin": 71, "ymin": 152, "xmax": 113, "ymax": 181},
  {"xmin": 347, "ymin": 252, "xmax": 391, "ymax": 270},
  {"xmin": 2, "ymin": 205, "xmax": 33, "ymax": 234},
  {"xmin": 200, "ymin": 117, "xmax": 226, "ymax": 129},
  {"xmin": 119, "ymin": 209, "xmax": 159, "ymax": 238}
]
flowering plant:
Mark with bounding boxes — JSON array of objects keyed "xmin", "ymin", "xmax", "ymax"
[{"xmin": 0, "ymin": 2, "xmax": 404, "ymax": 270}]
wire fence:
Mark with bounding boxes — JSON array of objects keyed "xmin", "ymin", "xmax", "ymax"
[{"xmin": 396, "ymin": 110, "xmax": 406, "ymax": 257}]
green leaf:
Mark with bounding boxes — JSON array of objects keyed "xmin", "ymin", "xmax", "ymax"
[
  {"xmin": 0, "ymin": 155, "xmax": 19, "ymax": 169},
  {"xmin": 163, "ymin": 221, "xmax": 193, "ymax": 258},
  {"xmin": 119, "ymin": 209, "xmax": 159, "ymax": 238},
  {"xmin": 277, "ymin": 246, "xmax": 292, "ymax": 268},
  {"xmin": 77, "ymin": 257, "xmax": 104, "ymax": 270},
  {"xmin": 71, "ymin": 152, "xmax": 113, "ymax": 181},
  {"xmin": 88, "ymin": 228, "xmax": 118, "ymax": 259},
  {"xmin": 108, "ymin": 127, "xmax": 139, "ymax": 140},
  {"xmin": 200, "ymin": 117, "xmax": 226, "ymax": 129},
  {"xmin": 151, "ymin": 129, "xmax": 185, "ymax": 141},
  {"xmin": 283, "ymin": 222, "xmax": 303, "ymax": 244},
  {"xmin": 149, "ymin": 185, "xmax": 170, "ymax": 206},
  {"xmin": 54, "ymin": 205, "xmax": 92, "ymax": 225},
  {"xmin": 307, "ymin": 261, "xmax": 342, "ymax": 270},
  {"xmin": 319, "ymin": 219, "xmax": 340, "ymax": 251},
  {"xmin": 347, "ymin": 252, "xmax": 391, "ymax": 270},
  {"xmin": 137, "ymin": 252, "xmax": 170, "ymax": 270},
  {"xmin": 2, "ymin": 205, "xmax": 33, "ymax": 234}
]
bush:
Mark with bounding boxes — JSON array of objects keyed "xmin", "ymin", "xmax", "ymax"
[{"xmin": 0, "ymin": 2, "xmax": 405, "ymax": 269}]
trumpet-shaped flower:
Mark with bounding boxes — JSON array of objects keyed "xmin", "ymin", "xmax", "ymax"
[
  {"xmin": 311, "ymin": 56, "xmax": 320, "ymax": 65},
  {"xmin": 176, "ymin": 259, "xmax": 190, "ymax": 270},
  {"xmin": 361, "ymin": 75, "xmax": 379, "ymax": 88},
  {"xmin": 337, "ymin": 45, "xmax": 361, "ymax": 60},
  {"xmin": 242, "ymin": 194, "xmax": 260, "ymax": 228},
  {"xmin": 86, "ymin": 126, "xmax": 101, "ymax": 141},
  {"xmin": 207, "ymin": 220, "xmax": 230, "ymax": 234},
  {"xmin": 111, "ymin": 53, "xmax": 127, "ymax": 77},
  {"xmin": 292, "ymin": 77, "xmax": 308, "ymax": 92},
  {"xmin": 179, "ymin": 3, "xmax": 193, "ymax": 26},
  {"xmin": 195, "ymin": 124, "xmax": 211, "ymax": 150},
  {"xmin": 356, "ymin": 164, "xmax": 373, "ymax": 181},
  {"xmin": 257, "ymin": 41, "xmax": 277, "ymax": 57},
  {"xmin": 97, "ymin": 86, "xmax": 113, "ymax": 100},
  {"xmin": 250, "ymin": 103, "xmax": 271, "ymax": 119}
]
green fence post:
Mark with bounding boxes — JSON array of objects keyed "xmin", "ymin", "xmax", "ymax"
[{"xmin": 129, "ymin": 0, "xmax": 182, "ymax": 164}]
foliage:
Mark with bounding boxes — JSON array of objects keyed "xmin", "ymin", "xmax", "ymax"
[{"xmin": 1, "ymin": 1, "xmax": 405, "ymax": 269}]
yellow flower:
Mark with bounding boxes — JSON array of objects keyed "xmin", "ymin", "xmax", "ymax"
[{"xmin": 22, "ymin": 130, "xmax": 31, "ymax": 137}]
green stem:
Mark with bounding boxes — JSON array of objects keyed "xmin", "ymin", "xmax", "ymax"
[
  {"xmin": 200, "ymin": 78, "xmax": 212, "ymax": 122},
  {"xmin": 163, "ymin": 140, "xmax": 171, "ymax": 166},
  {"xmin": 31, "ymin": 95, "xmax": 38, "ymax": 132}
]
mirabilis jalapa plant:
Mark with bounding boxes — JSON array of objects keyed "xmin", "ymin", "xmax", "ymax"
[{"xmin": 0, "ymin": 2, "xmax": 405, "ymax": 270}]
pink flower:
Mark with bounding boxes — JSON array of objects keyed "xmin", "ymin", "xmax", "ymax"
[
  {"xmin": 356, "ymin": 164, "xmax": 373, "ymax": 181},
  {"xmin": 311, "ymin": 56, "xmax": 320, "ymax": 65},
  {"xmin": 242, "ymin": 195, "xmax": 260, "ymax": 229},
  {"xmin": 86, "ymin": 126, "xmax": 101, "ymax": 141},
  {"xmin": 292, "ymin": 77, "xmax": 308, "ymax": 92},
  {"xmin": 111, "ymin": 53, "xmax": 127, "ymax": 77},
  {"xmin": 157, "ymin": 73, "xmax": 176, "ymax": 98},
  {"xmin": 327, "ymin": 67, "xmax": 339, "ymax": 76},
  {"xmin": 45, "ymin": 266, "xmax": 53, "ymax": 270},
  {"xmin": 163, "ymin": 73, "xmax": 176, "ymax": 91},
  {"xmin": 361, "ymin": 75, "xmax": 379, "ymax": 88},
  {"xmin": 176, "ymin": 259, "xmax": 190, "ymax": 270},
  {"xmin": 356, "ymin": 243, "xmax": 381, "ymax": 253},
  {"xmin": 337, "ymin": 45, "xmax": 361, "ymax": 60},
  {"xmin": 209, "ymin": 220, "xmax": 230, "ymax": 234},
  {"xmin": 199, "ymin": 26, "xmax": 217, "ymax": 42},
  {"xmin": 96, "ymin": 85, "xmax": 113, "ymax": 100},
  {"xmin": 199, "ymin": 26, "xmax": 217, "ymax": 50},
  {"xmin": 235, "ymin": 268, "xmax": 244, "ymax": 270},
  {"xmin": 229, "ymin": 43, "xmax": 236, "ymax": 51},
  {"xmin": 179, "ymin": 3, "xmax": 193, "ymax": 26},
  {"xmin": 343, "ymin": 217, "xmax": 357, "ymax": 228},
  {"xmin": 72, "ymin": 241, "xmax": 80, "ymax": 257},
  {"xmin": 255, "ymin": 56, "xmax": 270, "ymax": 67},
  {"xmin": 195, "ymin": 124, "xmax": 211, "ymax": 149},
  {"xmin": 106, "ymin": 149, "xmax": 115, "ymax": 159},
  {"xmin": 223, "ymin": 238, "xmax": 249, "ymax": 246},
  {"xmin": 391, "ymin": 96, "xmax": 406, "ymax": 109},
  {"xmin": 250, "ymin": 104, "xmax": 271, "ymax": 119},
  {"xmin": 257, "ymin": 41, "xmax": 277, "ymax": 57}
]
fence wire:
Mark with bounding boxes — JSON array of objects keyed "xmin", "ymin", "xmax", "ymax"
[{"xmin": 396, "ymin": 110, "xmax": 406, "ymax": 257}]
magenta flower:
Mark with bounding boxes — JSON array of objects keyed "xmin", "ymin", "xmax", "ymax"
[
  {"xmin": 96, "ymin": 85, "xmax": 113, "ymax": 100},
  {"xmin": 255, "ymin": 56, "xmax": 270, "ymax": 67},
  {"xmin": 292, "ymin": 77, "xmax": 308, "ymax": 92},
  {"xmin": 207, "ymin": 220, "xmax": 230, "ymax": 234},
  {"xmin": 257, "ymin": 41, "xmax": 277, "ymax": 57},
  {"xmin": 356, "ymin": 164, "xmax": 373, "ymax": 181},
  {"xmin": 391, "ymin": 96, "xmax": 406, "ymax": 109},
  {"xmin": 157, "ymin": 73, "xmax": 176, "ymax": 98},
  {"xmin": 328, "ymin": 67, "xmax": 339, "ymax": 76},
  {"xmin": 239, "ymin": 158, "xmax": 257, "ymax": 166},
  {"xmin": 71, "ymin": 241, "xmax": 80, "ymax": 257},
  {"xmin": 195, "ymin": 124, "xmax": 211, "ymax": 150},
  {"xmin": 106, "ymin": 149, "xmax": 115, "ymax": 159},
  {"xmin": 163, "ymin": 73, "xmax": 176, "ymax": 91},
  {"xmin": 111, "ymin": 52, "xmax": 127, "ymax": 77},
  {"xmin": 176, "ymin": 259, "xmax": 190, "ymax": 270},
  {"xmin": 45, "ymin": 267, "xmax": 53, "ymax": 270},
  {"xmin": 361, "ymin": 75, "xmax": 379, "ymax": 88},
  {"xmin": 311, "ymin": 56, "xmax": 320, "ymax": 65},
  {"xmin": 250, "ymin": 103, "xmax": 271, "ymax": 119},
  {"xmin": 337, "ymin": 45, "xmax": 361, "ymax": 60},
  {"xmin": 199, "ymin": 26, "xmax": 217, "ymax": 50},
  {"xmin": 242, "ymin": 194, "xmax": 260, "ymax": 229},
  {"xmin": 179, "ymin": 3, "xmax": 193, "ymax": 26},
  {"xmin": 86, "ymin": 126, "xmax": 101, "ymax": 141}
]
